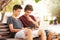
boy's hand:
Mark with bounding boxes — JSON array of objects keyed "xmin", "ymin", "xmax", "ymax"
[{"xmin": 27, "ymin": 16, "xmax": 33, "ymax": 22}]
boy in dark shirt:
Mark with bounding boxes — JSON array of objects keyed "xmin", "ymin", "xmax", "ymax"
[
  {"xmin": 7, "ymin": 4, "xmax": 33, "ymax": 40},
  {"xmin": 20, "ymin": 4, "xmax": 46, "ymax": 40}
]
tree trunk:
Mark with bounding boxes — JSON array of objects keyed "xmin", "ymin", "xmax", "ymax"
[{"xmin": 0, "ymin": 13, "xmax": 5, "ymax": 22}]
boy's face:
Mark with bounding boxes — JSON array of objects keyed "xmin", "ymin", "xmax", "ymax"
[
  {"xmin": 25, "ymin": 10, "xmax": 32, "ymax": 16},
  {"xmin": 13, "ymin": 9, "xmax": 21, "ymax": 16}
]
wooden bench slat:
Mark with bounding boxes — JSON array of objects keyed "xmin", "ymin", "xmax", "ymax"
[
  {"xmin": 0, "ymin": 29, "xmax": 8, "ymax": 32},
  {"xmin": 0, "ymin": 31, "xmax": 10, "ymax": 37},
  {"xmin": 0, "ymin": 33, "xmax": 9, "ymax": 36},
  {"xmin": 7, "ymin": 38, "xmax": 25, "ymax": 40},
  {"xmin": 2, "ymin": 35, "xmax": 11, "ymax": 38},
  {"xmin": 0, "ymin": 32, "xmax": 9, "ymax": 35},
  {"xmin": 0, "ymin": 38, "xmax": 24, "ymax": 40},
  {"xmin": 0, "ymin": 23, "xmax": 7, "ymax": 24},
  {"xmin": 0, "ymin": 25, "xmax": 8, "ymax": 29}
]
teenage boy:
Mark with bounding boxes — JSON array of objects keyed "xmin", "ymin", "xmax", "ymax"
[
  {"xmin": 7, "ymin": 4, "xmax": 33, "ymax": 40},
  {"xmin": 20, "ymin": 4, "xmax": 46, "ymax": 40}
]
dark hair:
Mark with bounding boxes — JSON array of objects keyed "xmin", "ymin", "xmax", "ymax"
[
  {"xmin": 24, "ymin": 4, "xmax": 33, "ymax": 11},
  {"xmin": 13, "ymin": 5, "xmax": 22, "ymax": 10}
]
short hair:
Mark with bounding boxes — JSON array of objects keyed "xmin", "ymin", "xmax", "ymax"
[
  {"xmin": 13, "ymin": 5, "xmax": 22, "ymax": 10},
  {"xmin": 24, "ymin": 4, "xmax": 33, "ymax": 11}
]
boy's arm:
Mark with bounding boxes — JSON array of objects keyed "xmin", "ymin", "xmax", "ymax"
[
  {"xmin": 27, "ymin": 16, "xmax": 39, "ymax": 28},
  {"xmin": 9, "ymin": 24, "xmax": 21, "ymax": 32}
]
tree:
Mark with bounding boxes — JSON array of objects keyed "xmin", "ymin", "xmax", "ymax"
[
  {"xmin": 0, "ymin": 0, "xmax": 11, "ymax": 22},
  {"xmin": 6, "ymin": 0, "xmax": 19, "ymax": 12}
]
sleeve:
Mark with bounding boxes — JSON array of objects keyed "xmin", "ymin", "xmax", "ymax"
[{"xmin": 7, "ymin": 17, "xmax": 13, "ymax": 25}]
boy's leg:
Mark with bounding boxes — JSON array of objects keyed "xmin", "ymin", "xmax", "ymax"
[
  {"xmin": 25, "ymin": 28, "xmax": 33, "ymax": 40},
  {"xmin": 38, "ymin": 30, "xmax": 46, "ymax": 40},
  {"xmin": 15, "ymin": 28, "xmax": 33, "ymax": 40},
  {"xmin": 47, "ymin": 31, "xmax": 55, "ymax": 40}
]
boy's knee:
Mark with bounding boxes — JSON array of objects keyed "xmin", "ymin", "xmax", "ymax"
[
  {"xmin": 48, "ymin": 31, "xmax": 55, "ymax": 36},
  {"xmin": 24, "ymin": 28, "xmax": 32, "ymax": 35},
  {"xmin": 38, "ymin": 30, "xmax": 46, "ymax": 35},
  {"xmin": 39, "ymin": 30, "xmax": 45, "ymax": 33}
]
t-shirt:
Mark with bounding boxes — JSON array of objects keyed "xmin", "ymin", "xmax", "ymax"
[
  {"xmin": 19, "ymin": 15, "xmax": 36, "ymax": 28},
  {"xmin": 7, "ymin": 16, "xmax": 23, "ymax": 38}
]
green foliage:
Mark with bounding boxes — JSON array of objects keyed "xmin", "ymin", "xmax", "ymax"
[
  {"xmin": 49, "ymin": 20, "xmax": 53, "ymax": 24},
  {"xmin": 35, "ymin": 0, "xmax": 40, "ymax": 3},
  {"xmin": 57, "ymin": 17, "xmax": 60, "ymax": 24},
  {"xmin": 6, "ymin": 0, "xmax": 19, "ymax": 12},
  {"xmin": 49, "ymin": 17, "xmax": 60, "ymax": 24},
  {"xmin": 4, "ymin": 0, "xmax": 41, "ymax": 12}
]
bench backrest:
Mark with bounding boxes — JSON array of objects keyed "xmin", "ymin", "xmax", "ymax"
[{"xmin": 0, "ymin": 23, "xmax": 10, "ymax": 38}]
